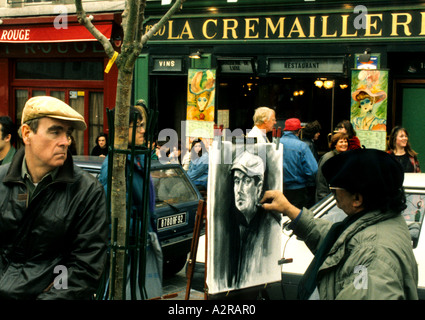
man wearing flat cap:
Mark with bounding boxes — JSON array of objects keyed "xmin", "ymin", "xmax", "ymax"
[
  {"xmin": 0, "ymin": 96, "xmax": 108, "ymax": 299},
  {"xmin": 226, "ymin": 150, "xmax": 281, "ymax": 289},
  {"xmin": 261, "ymin": 149, "xmax": 418, "ymax": 300}
]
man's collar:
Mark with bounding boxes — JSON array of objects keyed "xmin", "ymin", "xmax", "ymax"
[
  {"xmin": 21, "ymin": 155, "xmax": 59, "ymax": 184},
  {"xmin": 3, "ymin": 147, "xmax": 74, "ymax": 184}
]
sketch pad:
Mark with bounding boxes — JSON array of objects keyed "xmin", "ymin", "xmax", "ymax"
[{"xmin": 206, "ymin": 140, "xmax": 283, "ymax": 294}]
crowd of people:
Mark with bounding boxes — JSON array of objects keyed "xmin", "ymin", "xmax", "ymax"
[
  {"xmin": 0, "ymin": 98, "xmax": 422, "ymax": 300},
  {"xmin": 172, "ymin": 107, "xmax": 421, "ymax": 300}
]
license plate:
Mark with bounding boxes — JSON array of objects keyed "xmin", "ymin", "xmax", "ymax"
[{"xmin": 157, "ymin": 212, "xmax": 187, "ymax": 230}]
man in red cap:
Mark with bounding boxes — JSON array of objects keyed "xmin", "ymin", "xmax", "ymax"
[{"xmin": 279, "ymin": 118, "xmax": 318, "ymax": 209}]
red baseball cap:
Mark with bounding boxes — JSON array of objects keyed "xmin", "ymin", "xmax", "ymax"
[{"xmin": 284, "ymin": 118, "xmax": 303, "ymax": 131}]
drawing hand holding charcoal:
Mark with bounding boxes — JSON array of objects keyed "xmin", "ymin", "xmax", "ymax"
[{"xmin": 261, "ymin": 190, "xmax": 302, "ymax": 221}]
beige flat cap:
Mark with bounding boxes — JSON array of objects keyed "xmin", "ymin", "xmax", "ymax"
[{"xmin": 22, "ymin": 96, "xmax": 87, "ymax": 131}]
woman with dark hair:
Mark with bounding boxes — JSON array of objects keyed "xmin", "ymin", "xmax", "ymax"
[
  {"xmin": 315, "ymin": 132, "xmax": 349, "ymax": 202},
  {"xmin": 91, "ymin": 133, "xmax": 108, "ymax": 157},
  {"xmin": 335, "ymin": 120, "xmax": 361, "ymax": 150},
  {"xmin": 302, "ymin": 120, "xmax": 321, "ymax": 162},
  {"xmin": 67, "ymin": 135, "xmax": 77, "ymax": 155},
  {"xmin": 387, "ymin": 126, "xmax": 421, "ymax": 173},
  {"xmin": 98, "ymin": 105, "xmax": 162, "ymax": 299},
  {"xmin": 186, "ymin": 138, "xmax": 209, "ymax": 191}
]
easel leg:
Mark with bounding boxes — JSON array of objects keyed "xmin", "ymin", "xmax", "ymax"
[{"xmin": 185, "ymin": 200, "xmax": 207, "ymax": 300}]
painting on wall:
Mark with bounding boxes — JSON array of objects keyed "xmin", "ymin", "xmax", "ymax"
[
  {"xmin": 187, "ymin": 69, "xmax": 216, "ymax": 122},
  {"xmin": 206, "ymin": 140, "xmax": 283, "ymax": 294},
  {"xmin": 350, "ymin": 69, "xmax": 389, "ymax": 150}
]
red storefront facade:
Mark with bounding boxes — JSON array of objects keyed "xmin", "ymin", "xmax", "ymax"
[{"xmin": 0, "ymin": 13, "xmax": 121, "ymax": 155}]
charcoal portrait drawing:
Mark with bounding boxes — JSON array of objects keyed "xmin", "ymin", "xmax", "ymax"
[{"xmin": 207, "ymin": 141, "xmax": 283, "ymax": 294}]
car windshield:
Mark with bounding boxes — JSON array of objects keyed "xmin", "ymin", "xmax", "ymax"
[
  {"xmin": 151, "ymin": 167, "xmax": 198, "ymax": 207},
  {"xmin": 403, "ymin": 193, "xmax": 425, "ymax": 248},
  {"xmin": 318, "ymin": 192, "xmax": 425, "ymax": 249}
]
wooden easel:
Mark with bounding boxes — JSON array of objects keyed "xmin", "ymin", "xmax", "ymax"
[{"xmin": 185, "ymin": 199, "xmax": 208, "ymax": 300}]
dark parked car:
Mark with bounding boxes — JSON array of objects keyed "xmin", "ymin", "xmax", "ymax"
[{"xmin": 73, "ymin": 155, "xmax": 203, "ymax": 276}]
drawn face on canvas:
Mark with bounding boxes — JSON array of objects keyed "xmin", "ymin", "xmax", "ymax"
[{"xmin": 233, "ymin": 170, "xmax": 263, "ymax": 222}]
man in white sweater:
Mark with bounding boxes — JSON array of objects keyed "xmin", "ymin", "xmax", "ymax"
[{"xmin": 246, "ymin": 107, "xmax": 276, "ymax": 143}]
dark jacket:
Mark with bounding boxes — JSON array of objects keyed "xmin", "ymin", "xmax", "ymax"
[
  {"xmin": 91, "ymin": 145, "xmax": 108, "ymax": 157},
  {"xmin": 0, "ymin": 148, "xmax": 108, "ymax": 300}
]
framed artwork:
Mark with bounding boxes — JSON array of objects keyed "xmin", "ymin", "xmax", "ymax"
[
  {"xmin": 206, "ymin": 140, "xmax": 283, "ymax": 294},
  {"xmin": 350, "ymin": 69, "xmax": 389, "ymax": 150},
  {"xmin": 187, "ymin": 69, "xmax": 216, "ymax": 122},
  {"xmin": 354, "ymin": 53, "xmax": 381, "ymax": 69}
]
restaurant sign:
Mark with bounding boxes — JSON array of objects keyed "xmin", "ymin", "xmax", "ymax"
[
  {"xmin": 144, "ymin": 9, "xmax": 425, "ymax": 43},
  {"xmin": 268, "ymin": 56, "xmax": 345, "ymax": 74}
]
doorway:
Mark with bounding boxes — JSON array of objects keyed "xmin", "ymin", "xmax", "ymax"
[
  {"xmin": 152, "ymin": 74, "xmax": 351, "ymax": 156},
  {"xmin": 394, "ymin": 79, "xmax": 425, "ymax": 167},
  {"xmin": 216, "ymin": 75, "xmax": 351, "ymax": 155}
]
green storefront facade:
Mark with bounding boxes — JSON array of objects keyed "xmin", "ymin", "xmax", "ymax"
[{"xmin": 136, "ymin": 0, "xmax": 425, "ymax": 164}]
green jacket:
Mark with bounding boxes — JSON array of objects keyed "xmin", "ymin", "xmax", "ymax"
[
  {"xmin": 0, "ymin": 146, "xmax": 16, "ymax": 165},
  {"xmin": 294, "ymin": 208, "xmax": 418, "ymax": 300}
]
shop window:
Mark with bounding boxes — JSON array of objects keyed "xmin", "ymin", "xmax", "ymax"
[
  {"xmin": 89, "ymin": 92, "xmax": 105, "ymax": 153},
  {"xmin": 32, "ymin": 90, "xmax": 46, "ymax": 97},
  {"xmin": 13, "ymin": 88, "xmax": 104, "ymax": 156},
  {"xmin": 7, "ymin": 0, "xmax": 53, "ymax": 7},
  {"xmin": 15, "ymin": 61, "xmax": 104, "ymax": 81},
  {"xmin": 15, "ymin": 89, "xmax": 29, "ymax": 124},
  {"xmin": 51, "ymin": 91, "xmax": 65, "ymax": 101},
  {"xmin": 7, "ymin": 0, "xmax": 52, "ymax": 4},
  {"xmin": 68, "ymin": 94, "xmax": 85, "ymax": 155}
]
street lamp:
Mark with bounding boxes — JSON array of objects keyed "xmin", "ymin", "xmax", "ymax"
[{"xmin": 189, "ymin": 50, "xmax": 203, "ymax": 59}]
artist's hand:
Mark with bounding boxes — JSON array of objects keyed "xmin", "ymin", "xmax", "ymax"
[{"xmin": 260, "ymin": 190, "xmax": 301, "ymax": 220}]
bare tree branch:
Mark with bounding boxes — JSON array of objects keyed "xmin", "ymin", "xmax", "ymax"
[
  {"xmin": 136, "ymin": 0, "xmax": 146, "ymax": 45},
  {"xmin": 75, "ymin": 0, "xmax": 115, "ymax": 58},
  {"xmin": 142, "ymin": 0, "xmax": 186, "ymax": 43}
]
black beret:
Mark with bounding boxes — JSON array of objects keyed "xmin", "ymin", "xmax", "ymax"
[{"xmin": 322, "ymin": 148, "xmax": 404, "ymax": 197}]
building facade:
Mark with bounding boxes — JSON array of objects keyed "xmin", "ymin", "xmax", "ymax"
[
  {"xmin": 137, "ymin": 0, "xmax": 425, "ymax": 165},
  {"xmin": 1, "ymin": 0, "xmax": 425, "ymax": 163},
  {"xmin": 0, "ymin": 0, "xmax": 124, "ymax": 154}
]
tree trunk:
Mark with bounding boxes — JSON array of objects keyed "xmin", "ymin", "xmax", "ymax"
[
  {"xmin": 75, "ymin": 0, "xmax": 187, "ymax": 300},
  {"xmin": 109, "ymin": 69, "xmax": 133, "ymax": 299}
]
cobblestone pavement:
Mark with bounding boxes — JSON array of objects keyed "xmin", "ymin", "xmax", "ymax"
[{"xmin": 161, "ymin": 263, "xmax": 205, "ymax": 300}]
